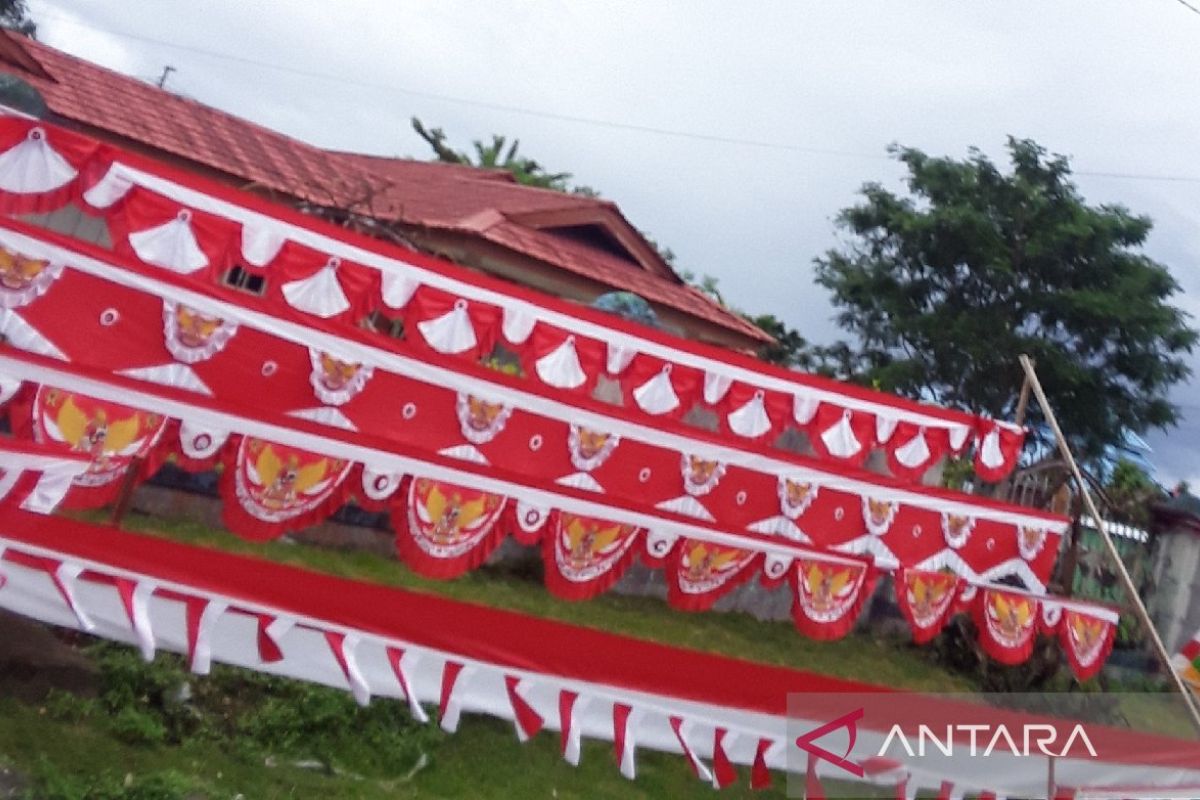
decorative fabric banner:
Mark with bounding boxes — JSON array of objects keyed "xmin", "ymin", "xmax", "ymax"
[
  {"xmin": 395, "ymin": 478, "xmax": 508, "ymax": 578},
  {"xmin": 790, "ymin": 556, "xmax": 875, "ymax": 641},
  {"xmin": 667, "ymin": 539, "xmax": 758, "ymax": 611},
  {"xmin": 974, "ymin": 589, "xmax": 1040, "ymax": 666},
  {"xmin": 542, "ymin": 511, "xmax": 641, "ymax": 601},
  {"xmin": 308, "ymin": 349, "xmax": 372, "ymax": 406},
  {"xmin": 220, "ymin": 436, "xmax": 354, "ymax": 540},
  {"xmin": 162, "ymin": 302, "xmax": 237, "ymax": 364},
  {"xmin": 1057, "ymin": 607, "xmax": 1117, "ymax": 682},
  {"xmin": 0, "ymin": 245, "xmax": 62, "ymax": 309},
  {"xmin": 0, "ymin": 124, "xmax": 98, "ymax": 214},
  {"xmin": 26, "ymin": 385, "xmax": 168, "ymax": 508},
  {"xmin": 894, "ymin": 568, "xmax": 963, "ymax": 644}
]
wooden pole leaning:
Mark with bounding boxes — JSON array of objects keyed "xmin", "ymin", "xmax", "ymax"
[{"xmin": 1017, "ymin": 355, "xmax": 1200, "ymax": 735}]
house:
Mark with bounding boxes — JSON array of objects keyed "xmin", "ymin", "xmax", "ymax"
[{"xmin": 0, "ymin": 30, "xmax": 770, "ymax": 352}]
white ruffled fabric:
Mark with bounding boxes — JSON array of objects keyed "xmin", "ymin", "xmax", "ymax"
[
  {"xmin": 606, "ymin": 343, "xmax": 636, "ymax": 375},
  {"xmin": 703, "ymin": 371, "xmax": 732, "ymax": 405},
  {"xmin": 978, "ymin": 427, "xmax": 1005, "ymax": 470},
  {"xmin": 948, "ymin": 424, "xmax": 971, "ymax": 451},
  {"xmin": 178, "ymin": 421, "xmax": 229, "ymax": 461},
  {"xmin": 893, "ymin": 427, "xmax": 932, "ymax": 469},
  {"xmin": 240, "ymin": 225, "xmax": 286, "ymax": 267},
  {"xmin": 361, "ymin": 467, "xmax": 403, "ymax": 502},
  {"xmin": 417, "ymin": 300, "xmax": 477, "ymax": 355},
  {"xmin": 727, "ymin": 391, "xmax": 772, "ymax": 438},
  {"xmin": 81, "ymin": 165, "xmax": 134, "ymax": 208},
  {"xmin": 501, "ymin": 306, "xmax": 536, "ymax": 344},
  {"xmin": 535, "ymin": 337, "xmax": 588, "ymax": 389},
  {"xmin": 793, "ymin": 394, "xmax": 820, "ymax": 425},
  {"xmin": 0, "ymin": 128, "xmax": 77, "ymax": 194},
  {"xmin": 116, "ymin": 362, "xmax": 212, "ymax": 396},
  {"xmin": 380, "ymin": 272, "xmax": 419, "ymax": 310},
  {"xmin": 632, "ymin": 367, "xmax": 680, "ymax": 415},
  {"xmin": 128, "ymin": 213, "xmax": 208, "ymax": 274},
  {"xmin": 282, "ymin": 263, "xmax": 350, "ymax": 318},
  {"xmin": 875, "ymin": 415, "xmax": 899, "ymax": 444},
  {"xmin": 820, "ymin": 410, "xmax": 863, "ymax": 458}
]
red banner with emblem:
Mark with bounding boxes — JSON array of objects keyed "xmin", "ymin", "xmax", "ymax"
[
  {"xmin": 666, "ymin": 539, "xmax": 759, "ymax": 612},
  {"xmin": 541, "ymin": 511, "xmax": 641, "ymax": 601},
  {"xmin": 394, "ymin": 478, "xmax": 508, "ymax": 579},
  {"xmin": 894, "ymin": 568, "xmax": 963, "ymax": 644},
  {"xmin": 1056, "ymin": 607, "xmax": 1117, "ymax": 682},
  {"xmin": 14, "ymin": 385, "xmax": 168, "ymax": 508},
  {"xmin": 973, "ymin": 588, "xmax": 1040, "ymax": 666},
  {"xmin": 219, "ymin": 436, "xmax": 355, "ymax": 540},
  {"xmin": 790, "ymin": 557, "xmax": 876, "ymax": 641}
]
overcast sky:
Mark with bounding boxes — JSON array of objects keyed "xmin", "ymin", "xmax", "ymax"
[{"xmin": 25, "ymin": 0, "xmax": 1200, "ymax": 484}]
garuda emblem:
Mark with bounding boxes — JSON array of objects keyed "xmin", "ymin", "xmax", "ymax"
[
  {"xmin": 778, "ymin": 476, "xmax": 818, "ymax": 519},
  {"xmin": 1064, "ymin": 610, "xmax": 1110, "ymax": 668},
  {"xmin": 0, "ymin": 245, "xmax": 61, "ymax": 308},
  {"xmin": 1018, "ymin": 526, "xmax": 1048, "ymax": 561},
  {"xmin": 236, "ymin": 438, "xmax": 350, "ymax": 522},
  {"xmin": 942, "ymin": 513, "xmax": 974, "ymax": 549},
  {"xmin": 309, "ymin": 349, "xmax": 372, "ymax": 406},
  {"xmin": 456, "ymin": 393, "xmax": 511, "ymax": 445},
  {"xmin": 797, "ymin": 558, "xmax": 867, "ymax": 623},
  {"xmin": 682, "ymin": 454, "xmax": 725, "ymax": 497},
  {"xmin": 902, "ymin": 569, "xmax": 958, "ymax": 633},
  {"xmin": 984, "ymin": 591, "xmax": 1037, "ymax": 648},
  {"xmin": 35, "ymin": 387, "xmax": 165, "ymax": 486},
  {"xmin": 568, "ymin": 425, "xmax": 619, "ymax": 472},
  {"xmin": 163, "ymin": 302, "xmax": 237, "ymax": 363},
  {"xmin": 553, "ymin": 512, "xmax": 639, "ymax": 582},
  {"xmin": 676, "ymin": 540, "xmax": 754, "ymax": 594},
  {"xmin": 406, "ymin": 478, "xmax": 506, "ymax": 559},
  {"xmin": 863, "ymin": 497, "xmax": 898, "ymax": 536}
]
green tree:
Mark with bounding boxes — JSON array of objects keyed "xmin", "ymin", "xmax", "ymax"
[
  {"xmin": 815, "ymin": 138, "xmax": 1197, "ymax": 459},
  {"xmin": 0, "ymin": 0, "xmax": 34, "ymax": 36},
  {"xmin": 411, "ymin": 117, "xmax": 573, "ymax": 191}
]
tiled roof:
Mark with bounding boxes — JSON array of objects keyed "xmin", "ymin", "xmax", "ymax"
[{"xmin": 0, "ymin": 32, "xmax": 769, "ymax": 344}]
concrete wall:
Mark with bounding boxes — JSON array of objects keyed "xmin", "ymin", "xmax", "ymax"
[{"xmin": 1150, "ymin": 528, "xmax": 1200, "ymax": 653}]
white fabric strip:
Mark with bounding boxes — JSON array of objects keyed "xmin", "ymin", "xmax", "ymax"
[
  {"xmin": 130, "ymin": 580, "xmax": 158, "ymax": 662},
  {"xmin": 240, "ymin": 225, "xmax": 285, "ymax": 267},
  {"xmin": 440, "ymin": 664, "xmax": 475, "ymax": 733},
  {"xmin": 0, "ymin": 225, "xmax": 1062, "ymax": 532},
  {"xmin": 189, "ymin": 597, "xmax": 227, "ymax": 675},
  {"xmin": 54, "ymin": 562, "xmax": 94, "ymax": 631},
  {"xmin": 340, "ymin": 634, "xmax": 372, "ymax": 707}
]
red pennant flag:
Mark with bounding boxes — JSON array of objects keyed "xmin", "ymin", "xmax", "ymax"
[
  {"xmin": 806, "ymin": 753, "xmax": 826, "ymax": 800},
  {"xmin": 439, "ymin": 660, "xmax": 465, "ymax": 732},
  {"xmin": 712, "ymin": 727, "xmax": 737, "ymax": 789},
  {"xmin": 504, "ymin": 675, "xmax": 544, "ymax": 741},
  {"xmin": 751, "ymin": 738, "xmax": 773, "ymax": 790}
]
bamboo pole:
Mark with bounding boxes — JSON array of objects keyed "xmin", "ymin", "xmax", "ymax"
[{"xmin": 1018, "ymin": 355, "xmax": 1200, "ymax": 734}]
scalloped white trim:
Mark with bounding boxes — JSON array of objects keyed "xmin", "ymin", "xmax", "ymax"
[
  {"xmin": 129, "ymin": 216, "xmax": 208, "ymax": 274},
  {"xmin": 0, "ymin": 129, "xmax": 76, "ymax": 193},
  {"xmin": 282, "ymin": 265, "xmax": 350, "ymax": 319},
  {"xmin": 417, "ymin": 301, "xmax": 477, "ymax": 355},
  {"xmin": 820, "ymin": 410, "xmax": 863, "ymax": 459},
  {"xmin": 535, "ymin": 337, "xmax": 587, "ymax": 389}
]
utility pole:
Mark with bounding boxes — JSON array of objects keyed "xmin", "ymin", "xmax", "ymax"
[
  {"xmin": 1018, "ymin": 354, "xmax": 1200, "ymax": 734},
  {"xmin": 156, "ymin": 65, "xmax": 176, "ymax": 90}
]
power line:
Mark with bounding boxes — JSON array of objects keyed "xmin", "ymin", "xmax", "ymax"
[
  {"xmin": 1171, "ymin": 0, "xmax": 1200, "ymax": 17},
  {"xmin": 31, "ymin": 8, "xmax": 1200, "ymax": 184},
  {"xmin": 33, "ymin": 9, "xmax": 885, "ymax": 160}
]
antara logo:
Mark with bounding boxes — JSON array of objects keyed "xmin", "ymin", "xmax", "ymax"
[
  {"xmin": 878, "ymin": 723, "xmax": 1098, "ymax": 759},
  {"xmin": 795, "ymin": 710, "xmax": 1098, "ymax": 779}
]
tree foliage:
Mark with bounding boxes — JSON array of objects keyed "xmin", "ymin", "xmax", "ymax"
[
  {"xmin": 815, "ymin": 138, "xmax": 1197, "ymax": 458},
  {"xmin": 0, "ymin": 0, "xmax": 34, "ymax": 36},
  {"xmin": 411, "ymin": 117, "xmax": 576, "ymax": 192}
]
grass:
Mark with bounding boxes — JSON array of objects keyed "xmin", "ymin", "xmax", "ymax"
[
  {"xmin": 0, "ymin": 643, "xmax": 806, "ymax": 800},
  {"xmin": 100, "ymin": 508, "xmax": 975, "ymax": 693}
]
